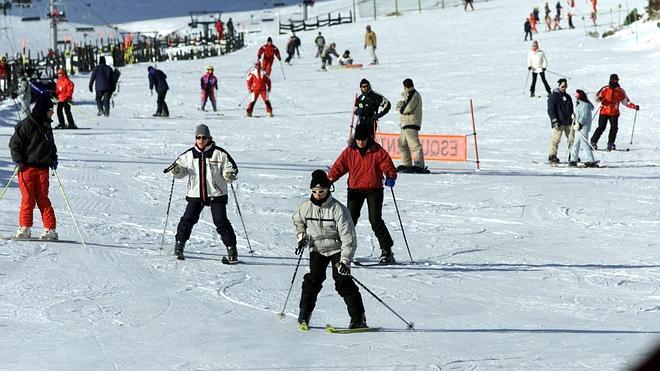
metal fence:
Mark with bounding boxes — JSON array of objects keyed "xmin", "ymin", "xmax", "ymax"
[{"xmin": 356, "ymin": 0, "xmax": 488, "ymax": 18}]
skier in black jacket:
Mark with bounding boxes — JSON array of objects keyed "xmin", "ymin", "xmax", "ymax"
[
  {"xmin": 89, "ymin": 56, "xmax": 113, "ymax": 116},
  {"xmin": 546, "ymin": 78, "xmax": 574, "ymax": 163},
  {"xmin": 147, "ymin": 66, "xmax": 169, "ymax": 117},
  {"xmin": 354, "ymin": 78, "xmax": 390, "ymax": 138}
]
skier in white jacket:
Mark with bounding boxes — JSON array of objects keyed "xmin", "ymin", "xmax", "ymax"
[
  {"xmin": 169, "ymin": 124, "xmax": 239, "ymax": 262},
  {"xmin": 527, "ymin": 40, "xmax": 551, "ymax": 97}
]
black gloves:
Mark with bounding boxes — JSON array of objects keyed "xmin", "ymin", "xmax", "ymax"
[
  {"xmin": 295, "ymin": 233, "xmax": 308, "ymax": 255},
  {"xmin": 336, "ymin": 260, "xmax": 351, "ymax": 276}
]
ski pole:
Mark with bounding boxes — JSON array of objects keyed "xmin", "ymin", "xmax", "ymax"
[
  {"xmin": 277, "ymin": 251, "xmax": 304, "ymax": 319},
  {"xmin": 348, "ymin": 93, "xmax": 357, "ymax": 141},
  {"xmin": 238, "ymin": 92, "xmax": 251, "ymax": 108},
  {"xmin": 629, "ymin": 109, "xmax": 638, "ymax": 145},
  {"xmin": 523, "ymin": 70, "xmax": 530, "ymax": 96},
  {"xmin": 53, "ymin": 169, "xmax": 87, "ymax": 248},
  {"xmin": 351, "ymin": 275, "xmax": 415, "ymax": 330},
  {"xmin": 230, "ymin": 183, "xmax": 254, "ymax": 255},
  {"xmin": 575, "ymin": 128, "xmax": 597, "ymax": 152},
  {"xmin": 278, "ymin": 59, "xmax": 286, "ymax": 80},
  {"xmin": 159, "ymin": 177, "xmax": 175, "ymax": 253},
  {"xmin": 390, "ymin": 187, "xmax": 413, "ymax": 263},
  {"xmin": 0, "ymin": 166, "xmax": 18, "ymax": 202}
]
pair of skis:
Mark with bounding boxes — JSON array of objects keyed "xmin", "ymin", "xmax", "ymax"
[{"xmin": 298, "ymin": 322, "xmax": 381, "ymax": 334}]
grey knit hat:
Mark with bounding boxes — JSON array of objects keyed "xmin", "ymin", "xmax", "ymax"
[{"xmin": 195, "ymin": 124, "xmax": 211, "ymax": 138}]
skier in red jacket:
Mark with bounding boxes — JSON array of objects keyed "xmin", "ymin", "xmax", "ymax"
[
  {"xmin": 257, "ymin": 37, "xmax": 281, "ymax": 76},
  {"xmin": 327, "ymin": 124, "xmax": 398, "ymax": 264},
  {"xmin": 590, "ymin": 73, "xmax": 639, "ymax": 151},
  {"xmin": 54, "ymin": 69, "xmax": 77, "ymax": 129},
  {"xmin": 246, "ymin": 61, "xmax": 273, "ymax": 117}
]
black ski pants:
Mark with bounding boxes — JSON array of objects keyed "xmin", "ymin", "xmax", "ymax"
[
  {"xmin": 56, "ymin": 101, "xmax": 75, "ymax": 127},
  {"xmin": 299, "ymin": 251, "xmax": 365, "ymax": 319},
  {"xmin": 285, "ymin": 52, "xmax": 294, "ymax": 63},
  {"xmin": 525, "ymin": 31, "xmax": 533, "ymax": 41},
  {"xmin": 530, "ymin": 71, "xmax": 551, "ymax": 96},
  {"xmin": 156, "ymin": 90, "xmax": 169, "ymax": 116},
  {"xmin": 175, "ymin": 196, "xmax": 237, "ymax": 248},
  {"xmin": 95, "ymin": 90, "xmax": 111, "ymax": 115},
  {"xmin": 591, "ymin": 114, "xmax": 619, "ymax": 146},
  {"xmin": 347, "ymin": 188, "xmax": 393, "ymax": 252}
]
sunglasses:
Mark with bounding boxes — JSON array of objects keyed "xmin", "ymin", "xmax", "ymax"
[
  {"xmin": 196, "ymin": 136, "xmax": 208, "ymax": 140},
  {"xmin": 360, "ymin": 85, "xmax": 369, "ymax": 88},
  {"xmin": 311, "ymin": 189, "xmax": 328, "ymax": 195}
]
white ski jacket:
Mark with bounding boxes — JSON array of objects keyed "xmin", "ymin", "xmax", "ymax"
[
  {"xmin": 173, "ymin": 142, "xmax": 237, "ymax": 202},
  {"xmin": 527, "ymin": 49, "xmax": 548, "ymax": 73},
  {"xmin": 292, "ymin": 195, "xmax": 357, "ymax": 262}
]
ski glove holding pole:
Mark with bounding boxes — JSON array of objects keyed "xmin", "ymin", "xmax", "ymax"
[
  {"xmin": 223, "ymin": 170, "xmax": 237, "ymax": 183},
  {"xmin": 385, "ymin": 178, "xmax": 395, "ymax": 188},
  {"xmin": 295, "ymin": 233, "xmax": 307, "ymax": 255},
  {"xmin": 336, "ymin": 260, "xmax": 351, "ymax": 276}
]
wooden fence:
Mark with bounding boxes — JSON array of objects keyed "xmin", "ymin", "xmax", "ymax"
[{"xmin": 278, "ymin": 11, "xmax": 353, "ymax": 34}]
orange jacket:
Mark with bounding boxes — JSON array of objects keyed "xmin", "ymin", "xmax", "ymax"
[
  {"xmin": 596, "ymin": 85, "xmax": 635, "ymax": 116},
  {"xmin": 56, "ymin": 75, "xmax": 74, "ymax": 102}
]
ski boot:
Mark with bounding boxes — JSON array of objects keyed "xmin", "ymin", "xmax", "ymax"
[
  {"xmin": 15, "ymin": 226, "xmax": 31, "ymax": 239},
  {"xmin": 607, "ymin": 143, "xmax": 616, "ymax": 151},
  {"xmin": 583, "ymin": 161, "xmax": 600, "ymax": 168},
  {"xmin": 53, "ymin": 123, "xmax": 66, "ymax": 130},
  {"xmin": 298, "ymin": 310, "xmax": 312, "ymax": 331},
  {"xmin": 349, "ymin": 313, "xmax": 368, "ymax": 329},
  {"xmin": 39, "ymin": 229, "xmax": 58, "ymax": 241},
  {"xmin": 174, "ymin": 241, "xmax": 186, "ymax": 260},
  {"xmin": 68, "ymin": 123, "xmax": 78, "ymax": 129},
  {"xmin": 568, "ymin": 161, "xmax": 578, "ymax": 167},
  {"xmin": 591, "ymin": 142, "xmax": 598, "ymax": 150},
  {"xmin": 548, "ymin": 155, "xmax": 560, "ymax": 163},
  {"xmin": 379, "ymin": 248, "xmax": 396, "ymax": 265},
  {"xmin": 246, "ymin": 111, "xmax": 252, "ymax": 117},
  {"xmin": 396, "ymin": 165, "xmax": 411, "ymax": 173},
  {"xmin": 226, "ymin": 246, "xmax": 238, "ymax": 263},
  {"xmin": 266, "ymin": 112, "xmax": 273, "ymax": 117}
]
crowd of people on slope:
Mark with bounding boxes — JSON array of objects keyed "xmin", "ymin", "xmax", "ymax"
[{"xmin": 524, "ymin": 0, "xmax": 599, "ymax": 39}]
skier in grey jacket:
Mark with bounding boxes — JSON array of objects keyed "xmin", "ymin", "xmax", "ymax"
[
  {"xmin": 569, "ymin": 89, "xmax": 598, "ymax": 167},
  {"xmin": 292, "ymin": 170, "xmax": 367, "ymax": 330}
]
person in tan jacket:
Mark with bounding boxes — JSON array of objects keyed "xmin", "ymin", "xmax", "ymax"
[
  {"xmin": 395, "ymin": 78, "xmax": 427, "ymax": 173},
  {"xmin": 364, "ymin": 25, "xmax": 378, "ymax": 65}
]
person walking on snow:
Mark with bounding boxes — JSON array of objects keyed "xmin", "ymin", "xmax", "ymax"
[
  {"xmin": 547, "ymin": 78, "xmax": 574, "ymax": 163},
  {"xmin": 169, "ymin": 125, "xmax": 239, "ymax": 262},
  {"xmin": 0, "ymin": 57, "xmax": 8, "ymax": 98},
  {"xmin": 396, "ymin": 78, "xmax": 427, "ymax": 174},
  {"xmin": 524, "ymin": 18, "xmax": 533, "ymax": 41},
  {"xmin": 257, "ymin": 37, "xmax": 281, "ymax": 76},
  {"xmin": 527, "ymin": 40, "xmax": 551, "ymax": 97},
  {"xmin": 246, "ymin": 61, "xmax": 273, "ymax": 117},
  {"xmin": 89, "ymin": 56, "xmax": 113, "ymax": 116},
  {"xmin": 54, "ymin": 69, "xmax": 77, "ymax": 129},
  {"xmin": 569, "ymin": 89, "xmax": 598, "ymax": 167},
  {"xmin": 590, "ymin": 74, "xmax": 639, "ymax": 151},
  {"xmin": 8, "ymin": 93, "xmax": 59, "ymax": 240},
  {"xmin": 364, "ymin": 25, "xmax": 378, "ymax": 65},
  {"xmin": 314, "ymin": 32, "xmax": 325, "ymax": 58},
  {"xmin": 464, "ymin": 0, "xmax": 474, "ymax": 11},
  {"xmin": 148, "ymin": 66, "xmax": 169, "ymax": 117},
  {"xmin": 215, "ymin": 19, "xmax": 224, "ymax": 41},
  {"xmin": 200, "ymin": 66, "xmax": 218, "ymax": 112},
  {"xmin": 17, "ymin": 71, "xmax": 32, "ymax": 117},
  {"xmin": 327, "ymin": 124, "xmax": 398, "ymax": 265},
  {"xmin": 354, "ymin": 79, "xmax": 391, "ymax": 138},
  {"xmin": 285, "ymin": 34, "xmax": 297, "ymax": 64},
  {"xmin": 293, "ymin": 170, "xmax": 367, "ymax": 330},
  {"xmin": 320, "ymin": 42, "xmax": 339, "ymax": 71}
]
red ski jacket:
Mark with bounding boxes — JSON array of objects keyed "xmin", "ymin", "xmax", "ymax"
[
  {"xmin": 246, "ymin": 68, "xmax": 271, "ymax": 93},
  {"xmin": 596, "ymin": 85, "xmax": 636, "ymax": 116},
  {"xmin": 257, "ymin": 44, "xmax": 281, "ymax": 62},
  {"xmin": 327, "ymin": 142, "xmax": 396, "ymax": 191}
]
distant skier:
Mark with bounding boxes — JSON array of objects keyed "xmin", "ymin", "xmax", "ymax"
[
  {"xmin": 529, "ymin": 13, "xmax": 538, "ymax": 33},
  {"xmin": 567, "ymin": 1, "xmax": 576, "ymax": 29},
  {"xmin": 169, "ymin": 124, "xmax": 239, "ymax": 262},
  {"xmin": 364, "ymin": 25, "xmax": 378, "ymax": 65},
  {"xmin": 464, "ymin": 0, "xmax": 474, "ymax": 11},
  {"xmin": 200, "ymin": 66, "xmax": 218, "ymax": 112},
  {"xmin": 395, "ymin": 78, "xmax": 427, "ymax": 174},
  {"xmin": 293, "ymin": 169, "xmax": 367, "ymax": 331},
  {"xmin": 524, "ymin": 18, "xmax": 533, "ymax": 41},
  {"xmin": 54, "ymin": 69, "xmax": 77, "ymax": 129},
  {"xmin": 215, "ymin": 19, "xmax": 224, "ymax": 41},
  {"xmin": 320, "ymin": 42, "xmax": 339, "ymax": 71},
  {"xmin": 285, "ymin": 34, "xmax": 298, "ymax": 64},
  {"xmin": 257, "ymin": 37, "xmax": 281, "ymax": 76},
  {"xmin": 292, "ymin": 32, "xmax": 301, "ymax": 58},
  {"xmin": 354, "ymin": 78, "xmax": 391, "ymax": 137},
  {"xmin": 546, "ymin": 78, "xmax": 574, "ymax": 163},
  {"xmin": 0, "ymin": 57, "xmax": 7, "ymax": 99},
  {"xmin": 245, "ymin": 61, "xmax": 273, "ymax": 117},
  {"xmin": 590, "ymin": 74, "xmax": 639, "ymax": 151},
  {"xmin": 8, "ymin": 93, "xmax": 59, "ymax": 240},
  {"xmin": 338, "ymin": 50, "xmax": 353, "ymax": 65},
  {"xmin": 88, "ymin": 56, "xmax": 113, "ymax": 116},
  {"xmin": 327, "ymin": 124, "xmax": 398, "ymax": 264},
  {"xmin": 527, "ymin": 40, "xmax": 551, "ymax": 97},
  {"xmin": 569, "ymin": 89, "xmax": 598, "ymax": 167},
  {"xmin": 314, "ymin": 32, "xmax": 325, "ymax": 58},
  {"xmin": 17, "ymin": 71, "xmax": 32, "ymax": 117},
  {"xmin": 148, "ymin": 66, "xmax": 169, "ymax": 117}
]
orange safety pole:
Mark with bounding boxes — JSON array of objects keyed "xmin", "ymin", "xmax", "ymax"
[{"xmin": 469, "ymin": 99, "xmax": 481, "ymax": 170}]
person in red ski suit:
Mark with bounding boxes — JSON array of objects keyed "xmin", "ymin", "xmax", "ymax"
[
  {"xmin": 257, "ymin": 37, "xmax": 281, "ymax": 76},
  {"xmin": 590, "ymin": 74, "xmax": 639, "ymax": 151},
  {"xmin": 200, "ymin": 66, "xmax": 218, "ymax": 112},
  {"xmin": 54, "ymin": 69, "xmax": 77, "ymax": 129},
  {"xmin": 215, "ymin": 19, "xmax": 224, "ymax": 41},
  {"xmin": 246, "ymin": 62, "xmax": 273, "ymax": 117},
  {"xmin": 8, "ymin": 93, "xmax": 59, "ymax": 240}
]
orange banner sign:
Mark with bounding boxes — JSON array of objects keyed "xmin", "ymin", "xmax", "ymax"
[{"xmin": 376, "ymin": 132, "xmax": 468, "ymax": 162}]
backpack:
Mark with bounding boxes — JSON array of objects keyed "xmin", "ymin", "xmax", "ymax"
[{"xmin": 111, "ymin": 68, "xmax": 121, "ymax": 93}]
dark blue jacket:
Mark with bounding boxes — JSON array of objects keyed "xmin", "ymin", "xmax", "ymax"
[
  {"xmin": 89, "ymin": 61, "xmax": 113, "ymax": 92},
  {"xmin": 547, "ymin": 88, "xmax": 574, "ymax": 127},
  {"xmin": 148, "ymin": 69, "xmax": 169, "ymax": 93}
]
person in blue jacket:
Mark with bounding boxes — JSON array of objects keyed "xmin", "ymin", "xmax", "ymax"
[
  {"xmin": 546, "ymin": 78, "xmax": 574, "ymax": 163},
  {"xmin": 89, "ymin": 56, "xmax": 113, "ymax": 116},
  {"xmin": 148, "ymin": 66, "xmax": 169, "ymax": 117},
  {"xmin": 569, "ymin": 89, "xmax": 598, "ymax": 167}
]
